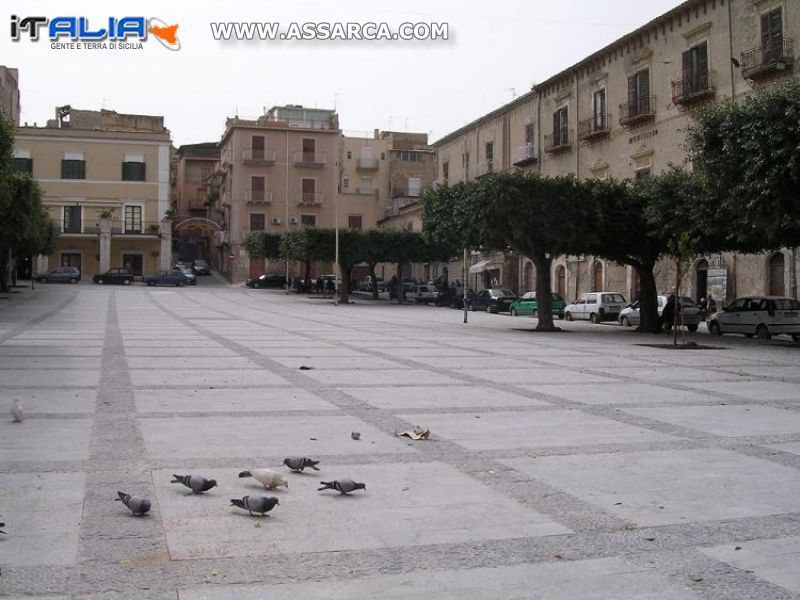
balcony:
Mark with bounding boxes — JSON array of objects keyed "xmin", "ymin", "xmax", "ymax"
[
  {"xmin": 242, "ymin": 190, "xmax": 272, "ymax": 204},
  {"xmin": 242, "ymin": 148, "xmax": 276, "ymax": 164},
  {"xmin": 578, "ymin": 114, "xmax": 612, "ymax": 143},
  {"xmin": 672, "ymin": 71, "xmax": 716, "ymax": 105},
  {"xmin": 512, "ymin": 143, "xmax": 537, "ymax": 166},
  {"xmin": 356, "ymin": 157, "xmax": 379, "ymax": 170},
  {"xmin": 357, "ymin": 186, "xmax": 375, "ymax": 195},
  {"xmin": 391, "ymin": 186, "xmax": 424, "ymax": 199},
  {"xmin": 476, "ymin": 160, "xmax": 494, "ymax": 178},
  {"xmin": 544, "ymin": 129, "xmax": 573, "ymax": 153},
  {"xmin": 292, "ymin": 151, "xmax": 327, "ymax": 167},
  {"xmin": 741, "ymin": 39, "xmax": 794, "ymax": 80},
  {"xmin": 619, "ymin": 96, "xmax": 656, "ymax": 128},
  {"xmin": 296, "ymin": 191, "xmax": 323, "ymax": 205}
]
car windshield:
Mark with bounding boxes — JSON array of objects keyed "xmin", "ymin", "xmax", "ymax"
[
  {"xmin": 602, "ymin": 294, "xmax": 626, "ymax": 303},
  {"xmin": 679, "ymin": 297, "xmax": 697, "ymax": 306},
  {"xmin": 774, "ymin": 298, "xmax": 800, "ymax": 310},
  {"xmin": 495, "ymin": 289, "xmax": 514, "ymax": 297}
]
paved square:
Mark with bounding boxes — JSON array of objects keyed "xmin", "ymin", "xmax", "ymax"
[
  {"xmin": 700, "ymin": 536, "xmax": 800, "ymax": 594},
  {"xmin": 623, "ymin": 404, "xmax": 800, "ymax": 437},
  {"xmin": 135, "ymin": 387, "xmax": 335, "ymax": 413},
  {"xmin": 342, "ymin": 385, "xmax": 551, "ymax": 409}
]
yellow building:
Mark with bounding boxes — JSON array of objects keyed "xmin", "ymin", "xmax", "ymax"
[{"xmin": 14, "ymin": 107, "xmax": 173, "ymax": 278}]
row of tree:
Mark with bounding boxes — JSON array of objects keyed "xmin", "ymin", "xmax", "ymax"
[
  {"xmin": 245, "ymin": 227, "xmax": 451, "ymax": 303},
  {"xmin": 0, "ymin": 114, "xmax": 55, "ymax": 293},
  {"xmin": 422, "ymin": 78, "xmax": 800, "ymax": 333}
]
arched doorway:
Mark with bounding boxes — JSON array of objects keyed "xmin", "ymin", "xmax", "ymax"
[
  {"xmin": 524, "ymin": 261, "xmax": 534, "ymax": 292},
  {"xmin": 592, "ymin": 260, "xmax": 603, "ymax": 292},
  {"xmin": 769, "ymin": 253, "xmax": 785, "ymax": 296},
  {"xmin": 556, "ymin": 265, "xmax": 566, "ymax": 298},
  {"xmin": 695, "ymin": 259, "xmax": 708, "ymax": 302}
]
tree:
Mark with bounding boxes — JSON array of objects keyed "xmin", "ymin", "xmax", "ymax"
[
  {"xmin": 686, "ymin": 78, "xmax": 800, "ymax": 251},
  {"xmin": 245, "ymin": 232, "xmax": 282, "ymax": 260}
]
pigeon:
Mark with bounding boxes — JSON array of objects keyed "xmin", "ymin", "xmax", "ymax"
[
  {"xmin": 0, "ymin": 516, "xmax": 5, "ymax": 534},
  {"xmin": 239, "ymin": 469, "xmax": 288, "ymax": 490},
  {"xmin": 230, "ymin": 495, "xmax": 279, "ymax": 516},
  {"xmin": 170, "ymin": 474, "xmax": 217, "ymax": 493},
  {"xmin": 318, "ymin": 479, "xmax": 366, "ymax": 495},
  {"xmin": 11, "ymin": 399, "xmax": 23, "ymax": 423},
  {"xmin": 116, "ymin": 491, "xmax": 151, "ymax": 516},
  {"xmin": 283, "ymin": 456, "xmax": 320, "ymax": 472}
]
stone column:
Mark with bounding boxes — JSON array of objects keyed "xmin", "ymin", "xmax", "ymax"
[
  {"xmin": 99, "ymin": 216, "xmax": 112, "ymax": 273},
  {"xmin": 159, "ymin": 221, "xmax": 172, "ymax": 271}
]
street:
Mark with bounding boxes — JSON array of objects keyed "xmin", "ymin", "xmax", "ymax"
[{"xmin": 1, "ymin": 282, "xmax": 799, "ymax": 599}]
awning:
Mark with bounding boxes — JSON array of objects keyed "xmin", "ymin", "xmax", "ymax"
[{"xmin": 469, "ymin": 259, "xmax": 501, "ymax": 274}]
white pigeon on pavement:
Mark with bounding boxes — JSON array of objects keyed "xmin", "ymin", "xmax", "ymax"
[
  {"xmin": 238, "ymin": 468, "xmax": 288, "ymax": 490},
  {"xmin": 10, "ymin": 399, "xmax": 23, "ymax": 423}
]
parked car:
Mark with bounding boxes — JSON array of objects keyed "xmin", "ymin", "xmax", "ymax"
[
  {"xmin": 358, "ymin": 277, "xmax": 385, "ymax": 292},
  {"xmin": 34, "ymin": 266, "xmax": 81, "ymax": 283},
  {"xmin": 467, "ymin": 288, "xmax": 518, "ymax": 313},
  {"xmin": 409, "ymin": 284, "xmax": 447, "ymax": 306},
  {"xmin": 619, "ymin": 295, "xmax": 701, "ymax": 332},
  {"xmin": 173, "ymin": 264, "xmax": 197, "ymax": 286},
  {"xmin": 708, "ymin": 296, "xmax": 800, "ymax": 342},
  {"xmin": 246, "ymin": 273, "xmax": 286, "ymax": 289},
  {"xmin": 509, "ymin": 291, "xmax": 566, "ymax": 318},
  {"xmin": 143, "ymin": 269, "xmax": 190, "ymax": 287},
  {"xmin": 191, "ymin": 259, "xmax": 211, "ymax": 275},
  {"xmin": 565, "ymin": 292, "xmax": 627, "ymax": 323},
  {"xmin": 93, "ymin": 268, "xmax": 134, "ymax": 285}
]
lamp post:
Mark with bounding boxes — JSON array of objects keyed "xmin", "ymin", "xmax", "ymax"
[
  {"xmin": 463, "ymin": 247, "xmax": 468, "ymax": 324},
  {"xmin": 284, "ymin": 129, "xmax": 290, "ymax": 292},
  {"xmin": 334, "ymin": 185, "xmax": 339, "ymax": 306}
]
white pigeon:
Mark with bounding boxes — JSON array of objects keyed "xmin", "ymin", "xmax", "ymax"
[
  {"xmin": 10, "ymin": 399, "xmax": 23, "ymax": 423},
  {"xmin": 238, "ymin": 468, "xmax": 288, "ymax": 490}
]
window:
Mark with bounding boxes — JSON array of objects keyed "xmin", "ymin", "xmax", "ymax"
[
  {"xmin": 359, "ymin": 176, "xmax": 372, "ymax": 193},
  {"xmin": 12, "ymin": 157, "xmax": 32, "ymax": 174},
  {"xmin": 201, "ymin": 167, "xmax": 210, "ymax": 184},
  {"xmin": 302, "ymin": 138, "xmax": 316, "ymax": 161},
  {"xmin": 485, "ymin": 141, "xmax": 494, "ymax": 162},
  {"xmin": 635, "ymin": 167, "xmax": 652, "ymax": 180},
  {"xmin": 122, "ymin": 253, "xmax": 143, "ymax": 276},
  {"xmin": 627, "ymin": 69, "xmax": 651, "ymax": 116},
  {"xmin": 121, "ymin": 161, "xmax": 146, "ymax": 181},
  {"xmin": 442, "ymin": 161, "xmax": 449, "ymax": 183},
  {"xmin": 396, "ymin": 150, "xmax": 423, "ymax": 162},
  {"xmin": 250, "ymin": 213, "xmax": 266, "ymax": 231},
  {"xmin": 61, "ymin": 159, "xmax": 86, "ymax": 179},
  {"xmin": 347, "ymin": 151, "xmax": 352, "ymax": 159},
  {"xmin": 61, "ymin": 253, "xmax": 81, "ymax": 269},
  {"xmin": 302, "ymin": 178, "xmax": 316, "ymax": 203},
  {"xmin": 407, "ymin": 177, "xmax": 422, "ymax": 197},
  {"xmin": 525, "ymin": 123, "xmax": 535, "ymax": 145},
  {"xmin": 348, "ymin": 215, "xmax": 363, "ymax": 229},
  {"xmin": 682, "ymin": 42, "xmax": 709, "ymax": 93},
  {"xmin": 63, "ymin": 206, "xmax": 81, "ymax": 233},
  {"xmin": 552, "ymin": 107, "xmax": 569, "ymax": 146},
  {"xmin": 593, "ymin": 89, "xmax": 607, "ymax": 128},
  {"xmin": 300, "ymin": 214, "xmax": 316, "ymax": 227},
  {"xmin": 463, "ymin": 151, "xmax": 470, "ymax": 174},
  {"xmin": 124, "ymin": 205, "xmax": 143, "ymax": 233},
  {"xmin": 380, "ymin": 152, "xmax": 385, "ymax": 160},
  {"xmin": 761, "ymin": 7, "xmax": 783, "ymax": 53},
  {"xmin": 250, "ymin": 176, "xmax": 266, "ymax": 202},
  {"xmin": 251, "ymin": 135, "xmax": 265, "ymax": 160},
  {"xmin": 343, "ymin": 175, "xmax": 349, "ymax": 189}
]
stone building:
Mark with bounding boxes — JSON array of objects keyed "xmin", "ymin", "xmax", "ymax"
[
  {"xmin": 0, "ymin": 66, "xmax": 20, "ymax": 126},
  {"xmin": 432, "ymin": 0, "xmax": 799, "ymax": 303}
]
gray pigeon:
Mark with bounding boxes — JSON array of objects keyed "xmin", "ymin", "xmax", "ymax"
[
  {"xmin": 318, "ymin": 479, "xmax": 366, "ymax": 495},
  {"xmin": 11, "ymin": 399, "xmax": 23, "ymax": 423},
  {"xmin": 0, "ymin": 516, "xmax": 5, "ymax": 534},
  {"xmin": 171, "ymin": 474, "xmax": 217, "ymax": 493},
  {"xmin": 116, "ymin": 491, "xmax": 151, "ymax": 516},
  {"xmin": 283, "ymin": 456, "xmax": 320, "ymax": 472},
  {"xmin": 230, "ymin": 495, "xmax": 279, "ymax": 516}
]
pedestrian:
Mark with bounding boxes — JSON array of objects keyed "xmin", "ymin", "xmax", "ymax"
[
  {"xmin": 698, "ymin": 297, "xmax": 708, "ymax": 321},
  {"xmin": 316, "ymin": 276, "xmax": 323, "ymax": 294},
  {"xmin": 707, "ymin": 294, "xmax": 717, "ymax": 315},
  {"xmin": 659, "ymin": 294, "xmax": 676, "ymax": 332}
]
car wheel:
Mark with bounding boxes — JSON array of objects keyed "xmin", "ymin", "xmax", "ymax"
[
  {"xmin": 687, "ymin": 324, "xmax": 698, "ymax": 332},
  {"xmin": 510, "ymin": 307, "xmax": 517, "ymax": 316},
  {"xmin": 147, "ymin": 281, "xmax": 155, "ymax": 287},
  {"xmin": 708, "ymin": 321, "xmax": 722, "ymax": 335},
  {"xmin": 69, "ymin": 278, "xmax": 77, "ymax": 284},
  {"xmin": 41, "ymin": 277, "xmax": 48, "ymax": 283},
  {"xmin": 469, "ymin": 303, "xmax": 476, "ymax": 312},
  {"xmin": 755, "ymin": 324, "xmax": 771, "ymax": 341},
  {"xmin": 97, "ymin": 278, "xmax": 104, "ymax": 285},
  {"xmin": 621, "ymin": 316, "xmax": 631, "ymax": 327},
  {"xmin": 791, "ymin": 334, "xmax": 800, "ymax": 343},
  {"xmin": 123, "ymin": 279, "xmax": 131, "ymax": 286},
  {"xmin": 565, "ymin": 311, "xmax": 573, "ymax": 321},
  {"xmin": 176, "ymin": 281, "xmax": 184, "ymax": 287},
  {"xmin": 589, "ymin": 313, "xmax": 599, "ymax": 324}
]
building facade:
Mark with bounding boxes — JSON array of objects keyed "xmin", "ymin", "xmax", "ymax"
[
  {"xmin": 14, "ymin": 107, "xmax": 172, "ymax": 278},
  {"xmin": 433, "ymin": 0, "xmax": 799, "ymax": 304},
  {"xmin": 0, "ymin": 66, "xmax": 20, "ymax": 126},
  {"xmin": 173, "ymin": 142, "xmax": 220, "ymax": 264}
]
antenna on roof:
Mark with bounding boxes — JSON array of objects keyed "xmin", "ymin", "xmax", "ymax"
[{"xmin": 507, "ymin": 87, "xmax": 517, "ymax": 99}]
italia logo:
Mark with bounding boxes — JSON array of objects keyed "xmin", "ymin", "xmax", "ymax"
[{"xmin": 10, "ymin": 15, "xmax": 181, "ymax": 50}]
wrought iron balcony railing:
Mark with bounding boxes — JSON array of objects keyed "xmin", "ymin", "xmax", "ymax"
[
  {"xmin": 671, "ymin": 71, "xmax": 716, "ymax": 105},
  {"xmin": 511, "ymin": 143, "xmax": 537, "ymax": 166},
  {"xmin": 242, "ymin": 148, "xmax": 276, "ymax": 163},
  {"xmin": 295, "ymin": 191, "xmax": 323, "ymax": 205},
  {"xmin": 292, "ymin": 151, "xmax": 327, "ymax": 167},
  {"xmin": 619, "ymin": 96, "xmax": 656, "ymax": 128},
  {"xmin": 543, "ymin": 129, "xmax": 572, "ymax": 153},
  {"xmin": 741, "ymin": 39, "xmax": 794, "ymax": 80},
  {"xmin": 578, "ymin": 113, "xmax": 612, "ymax": 142}
]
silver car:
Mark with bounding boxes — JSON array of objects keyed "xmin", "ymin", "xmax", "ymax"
[
  {"xmin": 619, "ymin": 295, "xmax": 701, "ymax": 332},
  {"xmin": 708, "ymin": 296, "xmax": 800, "ymax": 342}
]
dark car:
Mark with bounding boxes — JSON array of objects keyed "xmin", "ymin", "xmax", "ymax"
[
  {"xmin": 143, "ymin": 269, "xmax": 190, "ymax": 287},
  {"xmin": 192, "ymin": 259, "xmax": 211, "ymax": 275},
  {"xmin": 173, "ymin": 265, "xmax": 197, "ymax": 286},
  {"xmin": 34, "ymin": 266, "xmax": 81, "ymax": 283},
  {"xmin": 93, "ymin": 268, "xmax": 134, "ymax": 285},
  {"xmin": 246, "ymin": 273, "xmax": 286, "ymax": 289},
  {"xmin": 467, "ymin": 288, "xmax": 518, "ymax": 313},
  {"xmin": 449, "ymin": 287, "xmax": 477, "ymax": 309}
]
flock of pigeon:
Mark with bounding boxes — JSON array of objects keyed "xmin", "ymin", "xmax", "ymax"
[{"xmin": 117, "ymin": 456, "xmax": 367, "ymax": 518}]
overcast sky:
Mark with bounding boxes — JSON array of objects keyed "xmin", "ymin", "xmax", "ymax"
[{"xmin": 5, "ymin": 0, "xmax": 680, "ymax": 146}]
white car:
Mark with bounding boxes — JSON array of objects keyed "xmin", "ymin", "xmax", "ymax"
[
  {"xmin": 708, "ymin": 296, "xmax": 800, "ymax": 342},
  {"xmin": 619, "ymin": 295, "xmax": 701, "ymax": 332},
  {"xmin": 565, "ymin": 292, "xmax": 627, "ymax": 323}
]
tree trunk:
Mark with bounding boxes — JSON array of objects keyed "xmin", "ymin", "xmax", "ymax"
[
  {"xmin": 0, "ymin": 247, "xmax": 10, "ymax": 293},
  {"xmin": 303, "ymin": 260, "xmax": 311, "ymax": 293},
  {"xmin": 340, "ymin": 264, "xmax": 352, "ymax": 304},
  {"xmin": 369, "ymin": 263, "xmax": 379, "ymax": 300},
  {"xmin": 396, "ymin": 262, "xmax": 404, "ymax": 303},
  {"xmin": 532, "ymin": 251, "xmax": 557, "ymax": 331},
  {"xmin": 673, "ymin": 259, "xmax": 681, "ymax": 346},
  {"xmin": 635, "ymin": 261, "xmax": 660, "ymax": 333}
]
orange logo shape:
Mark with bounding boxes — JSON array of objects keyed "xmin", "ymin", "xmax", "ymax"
[{"xmin": 147, "ymin": 18, "xmax": 180, "ymax": 50}]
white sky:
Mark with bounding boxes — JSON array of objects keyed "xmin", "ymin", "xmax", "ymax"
[{"xmin": 4, "ymin": 0, "xmax": 680, "ymax": 146}]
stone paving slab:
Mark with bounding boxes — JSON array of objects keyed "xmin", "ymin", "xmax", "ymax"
[
  {"xmin": 179, "ymin": 556, "xmax": 701, "ymax": 599},
  {"xmin": 682, "ymin": 380, "xmax": 800, "ymax": 402},
  {"xmin": 471, "ymin": 368, "xmax": 613, "ymax": 385},
  {"xmin": 0, "ymin": 419, "xmax": 92, "ymax": 461},
  {"xmin": 129, "ymin": 369, "xmax": 291, "ymax": 387},
  {"xmin": 342, "ymin": 385, "xmax": 551, "ymax": 409},
  {"xmin": 503, "ymin": 449, "xmax": 800, "ymax": 527},
  {"xmin": 0, "ymin": 356, "xmax": 103, "ymax": 369},
  {"xmin": 540, "ymin": 382, "xmax": 716, "ymax": 406},
  {"xmin": 768, "ymin": 442, "xmax": 800, "ymax": 456},
  {"xmin": 0, "ymin": 389, "xmax": 96, "ymax": 414},
  {"xmin": 140, "ymin": 415, "xmax": 416, "ymax": 459},
  {"xmin": 700, "ymin": 536, "xmax": 800, "ymax": 594},
  {"xmin": 300, "ymin": 368, "xmax": 464, "ymax": 386},
  {"xmin": 400, "ymin": 409, "xmax": 678, "ymax": 450},
  {"xmin": 135, "ymin": 387, "xmax": 335, "ymax": 413},
  {"xmin": 155, "ymin": 461, "xmax": 570, "ymax": 560},
  {"xmin": 623, "ymin": 404, "xmax": 800, "ymax": 437}
]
